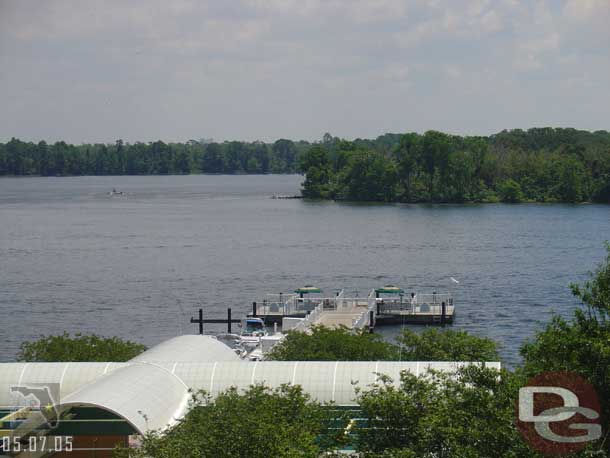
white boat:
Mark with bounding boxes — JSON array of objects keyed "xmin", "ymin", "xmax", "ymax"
[{"xmin": 239, "ymin": 317, "xmax": 268, "ymax": 347}]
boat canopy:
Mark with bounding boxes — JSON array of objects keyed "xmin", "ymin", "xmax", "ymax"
[
  {"xmin": 294, "ymin": 286, "xmax": 322, "ymax": 294},
  {"xmin": 375, "ymin": 285, "xmax": 404, "ymax": 294}
]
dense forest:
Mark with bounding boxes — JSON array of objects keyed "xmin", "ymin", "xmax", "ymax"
[
  {"xmin": 0, "ymin": 138, "xmax": 307, "ymax": 175},
  {"xmin": 2, "ymin": 128, "xmax": 610, "ymax": 202},
  {"xmin": 301, "ymin": 128, "xmax": 610, "ymax": 203}
]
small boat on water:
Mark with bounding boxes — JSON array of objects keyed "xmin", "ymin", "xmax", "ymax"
[
  {"xmin": 239, "ymin": 317, "xmax": 268, "ymax": 345},
  {"xmin": 108, "ymin": 188, "xmax": 124, "ymax": 196},
  {"xmin": 235, "ymin": 317, "xmax": 274, "ymax": 361}
]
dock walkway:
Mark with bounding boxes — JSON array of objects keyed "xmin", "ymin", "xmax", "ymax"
[{"xmin": 251, "ymin": 289, "xmax": 454, "ymax": 331}]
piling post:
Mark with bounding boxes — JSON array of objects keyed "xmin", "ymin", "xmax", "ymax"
[
  {"xmin": 441, "ymin": 301, "xmax": 446, "ymax": 327},
  {"xmin": 252, "ymin": 302, "xmax": 257, "ymax": 317},
  {"xmin": 228, "ymin": 308, "xmax": 232, "ymax": 334},
  {"xmin": 189, "ymin": 308, "xmax": 204, "ymax": 335},
  {"xmin": 369, "ymin": 310, "xmax": 375, "ymax": 333}
]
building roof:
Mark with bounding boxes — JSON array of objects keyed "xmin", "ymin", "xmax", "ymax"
[
  {"xmin": 0, "ymin": 335, "xmax": 501, "ymax": 435},
  {"xmin": 61, "ymin": 363, "xmax": 190, "ymax": 434},
  {"xmin": 130, "ymin": 334, "xmax": 240, "ymax": 364}
]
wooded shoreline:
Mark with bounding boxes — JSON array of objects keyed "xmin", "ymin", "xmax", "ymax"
[{"xmin": 2, "ymin": 127, "xmax": 609, "ymax": 203}]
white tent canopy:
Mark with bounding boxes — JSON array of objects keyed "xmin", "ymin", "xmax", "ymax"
[{"xmin": 0, "ymin": 335, "xmax": 501, "ymax": 435}]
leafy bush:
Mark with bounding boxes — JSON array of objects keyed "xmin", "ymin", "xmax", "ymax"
[
  {"xmin": 497, "ymin": 179, "xmax": 524, "ymax": 203},
  {"xmin": 520, "ymin": 242, "xmax": 610, "ymax": 446},
  {"xmin": 354, "ymin": 366, "xmax": 533, "ymax": 457},
  {"xmin": 17, "ymin": 332, "xmax": 146, "ymax": 362},
  {"xmin": 396, "ymin": 328, "xmax": 499, "ymax": 362},
  {"xmin": 266, "ymin": 325, "xmax": 398, "ymax": 361},
  {"xmin": 114, "ymin": 384, "xmax": 343, "ymax": 458},
  {"xmin": 267, "ymin": 326, "xmax": 499, "ymax": 363}
]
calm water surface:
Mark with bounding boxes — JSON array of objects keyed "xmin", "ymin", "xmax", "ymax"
[{"xmin": 1, "ymin": 175, "xmax": 608, "ymax": 366}]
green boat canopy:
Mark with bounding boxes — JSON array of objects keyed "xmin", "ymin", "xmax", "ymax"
[
  {"xmin": 375, "ymin": 285, "xmax": 404, "ymax": 294},
  {"xmin": 294, "ymin": 286, "xmax": 322, "ymax": 294}
]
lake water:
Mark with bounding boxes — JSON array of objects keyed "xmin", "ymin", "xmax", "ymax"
[{"xmin": 1, "ymin": 175, "xmax": 608, "ymax": 366}]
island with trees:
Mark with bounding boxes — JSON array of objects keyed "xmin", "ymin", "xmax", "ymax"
[{"xmin": 300, "ymin": 128, "xmax": 610, "ymax": 203}]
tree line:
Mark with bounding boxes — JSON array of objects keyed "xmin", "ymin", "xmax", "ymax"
[
  {"xmin": 3, "ymin": 127, "xmax": 610, "ymax": 203},
  {"xmin": 301, "ymin": 128, "xmax": 610, "ymax": 203},
  {"xmin": 0, "ymin": 138, "xmax": 306, "ymax": 176}
]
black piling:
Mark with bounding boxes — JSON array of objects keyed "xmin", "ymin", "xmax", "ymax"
[
  {"xmin": 190, "ymin": 308, "xmax": 204, "ymax": 335},
  {"xmin": 190, "ymin": 307, "xmax": 240, "ymax": 335}
]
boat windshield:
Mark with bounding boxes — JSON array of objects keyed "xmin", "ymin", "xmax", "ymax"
[{"xmin": 244, "ymin": 320, "xmax": 264, "ymax": 333}]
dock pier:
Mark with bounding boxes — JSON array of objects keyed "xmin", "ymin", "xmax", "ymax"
[{"xmin": 249, "ymin": 286, "xmax": 455, "ymax": 332}]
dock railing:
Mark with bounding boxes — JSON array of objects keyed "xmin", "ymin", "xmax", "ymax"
[
  {"xmin": 257, "ymin": 291, "xmax": 454, "ymax": 318},
  {"xmin": 352, "ymin": 295, "xmax": 377, "ymax": 330},
  {"xmin": 292, "ymin": 303, "xmax": 324, "ymax": 332},
  {"xmin": 258, "ymin": 290, "xmax": 355, "ymax": 316},
  {"xmin": 335, "ymin": 289, "xmax": 345, "ymax": 310},
  {"xmin": 376, "ymin": 292, "xmax": 454, "ymax": 316}
]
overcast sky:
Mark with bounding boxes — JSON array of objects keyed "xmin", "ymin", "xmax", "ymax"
[{"xmin": 0, "ymin": 0, "xmax": 609, "ymax": 144}]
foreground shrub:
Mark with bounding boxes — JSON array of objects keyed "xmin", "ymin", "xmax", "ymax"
[
  {"xmin": 114, "ymin": 384, "xmax": 343, "ymax": 458},
  {"xmin": 18, "ymin": 332, "xmax": 146, "ymax": 362}
]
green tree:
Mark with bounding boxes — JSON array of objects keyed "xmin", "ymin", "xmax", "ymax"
[
  {"xmin": 421, "ymin": 131, "xmax": 453, "ymax": 200},
  {"xmin": 551, "ymin": 156, "xmax": 585, "ymax": 202},
  {"xmin": 520, "ymin": 242, "xmax": 610, "ymax": 453},
  {"xmin": 201, "ymin": 143, "xmax": 224, "ymax": 173},
  {"xmin": 0, "ymin": 143, "xmax": 6, "ymax": 174},
  {"xmin": 354, "ymin": 366, "xmax": 533, "ymax": 458},
  {"xmin": 114, "ymin": 384, "xmax": 342, "ymax": 458},
  {"xmin": 245, "ymin": 156, "xmax": 262, "ymax": 173},
  {"xmin": 300, "ymin": 146, "xmax": 332, "ymax": 198},
  {"xmin": 393, "ymin": 133, "xmax": 421, "ymax": 201},
  {"xmin": 172, "ymin": 147, "xmax": 191, "ymax": 174},
  {"xmin": 396, "ymin": 328, "xmax": 499, "ymax": 362},
  {"xmin": 498, "ymin": 178, "xmax": 524, "ymax": 203},
  {"xmin": 447, "ymin": 150, "xmax": 476, "ymax": 202},
  {"xmin": 336, "ymin": 150, "xmax": 397, "ymax": 202},
  {"xmin": 272, "ymin": 139, "xmax": 297, "ymax": 173},
  {"xmin": 17, "ymin": 332, "xmax": 146, "ymax": 362},
  {"xmin": 266, "ymin": 326, "xmax": 499, "ymax": 362},
  {"xmin": 267, "ymin": 326, "xmax": 398, "ymax": 361}
]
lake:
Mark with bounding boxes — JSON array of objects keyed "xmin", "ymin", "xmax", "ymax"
[{"xmin": 1, "ymin": 174, "xmax": 608, "ymax": 366}]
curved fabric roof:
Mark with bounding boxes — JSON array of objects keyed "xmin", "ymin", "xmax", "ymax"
[
  {"xmin": 0, "ymin": 362, "xmax": 124, "ymax": 410},
  {"xmin": 0, "ymin": 336, "xmax": 501, "ymax": 435},
  {"xmin": 173, "ymin": 361, "xmax": 500, "ymax": 405},
  {"xmin": 130, "ymin": 335, "xmax": 239, "ymax": 363},
  {"xmin": 60, "ymin": 363, "xmax": 190, "ymax": 434},
  {"xmin": 1, "ymin": 360, "xmax": 501, "ymax": 434}
]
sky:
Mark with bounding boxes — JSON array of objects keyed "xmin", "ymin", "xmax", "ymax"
[{"xmin": 0, "ymin": 0, "xmax": 609, "ymax": 144}]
